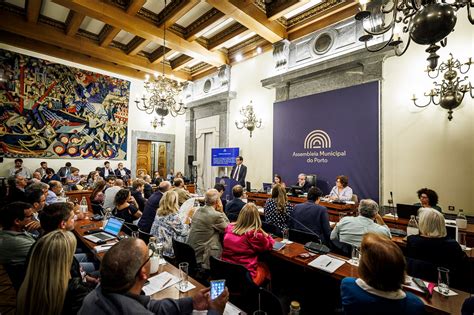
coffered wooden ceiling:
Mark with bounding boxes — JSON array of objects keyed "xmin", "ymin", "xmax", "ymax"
[{"xmin": 0, "ymin": 0, "xmax": 357, "ymax": 81}]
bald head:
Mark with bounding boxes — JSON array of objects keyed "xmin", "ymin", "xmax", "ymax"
[
  {"xmin": 158, "ymin": 181, "xmax": 171, "ymax": 192},
  {"xmin": 205, "ymin": 188, "xmax": 219, "ymax": 206},
  {"xmin": 114, "ymin": 179, "xmax": 124, "ymax": 187}
]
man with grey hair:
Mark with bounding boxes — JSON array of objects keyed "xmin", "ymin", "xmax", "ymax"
[
  {"xmin": 46, "ymin": 180, "xmax": 63, "ymax": 205},
  {"xmin": 187, "ymin": 189, "xmax": 229, "ymax": 269},
  {"xmin": 296, "ymin": 173, "xmax": 312, "ymax": 193},
  {"xmin": 330, "ymin": 199, "xmax": 391, "ymax": 248},
  {"xmin": 138, "ymin": 181, "xmax": 172, "ymax": 233},
  {"xmin": 103, "ymin": 178, "xmax": 124, "ymax": 210},
  {"xmin": 79, "ymin": 238, "xmax": 229, "ymax": 314}
]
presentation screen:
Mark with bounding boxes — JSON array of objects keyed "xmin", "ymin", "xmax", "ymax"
[
  {"xmin": 273, "ymin": 81, "xmax": 379, "ymax": 201},
  {"xmin": 211, "ymin": 147, "xmax": 240, "ymax": 167}
]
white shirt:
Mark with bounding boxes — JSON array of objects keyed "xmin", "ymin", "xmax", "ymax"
[{"xmin": 330, "ymin": 215, "xmax": 391, "ymax": 247}]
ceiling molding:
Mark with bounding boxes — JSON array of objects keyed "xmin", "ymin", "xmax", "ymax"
[
  {"xmin": 207, "ymin": 23, "xmax": 251, "ymax": 50},
  {"xmin": 184, "ymin": 8, "xmax": 226, "ymax": 41},
  {"xmin": 126, "ymin": 36, "xmax": 149, "ymax": 55},
  {"xmin": 265, "ymin": 0, "xmax": 310, "ymax": 21},
  {"xmin": 170, "ymin": 54, "xmax": 193, "ymax": 70}
]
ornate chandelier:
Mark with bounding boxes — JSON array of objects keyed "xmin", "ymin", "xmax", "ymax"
[
  {"xmin": 135, "ymin": 0, "xmax": 185, "ymax": 128},
  {"xmin": 355, "ymin": 0, "xmax": 474, "ymax": 70},
  {"xmin": 412, "ymin": 54, "xmax": 473, "ymax": 121},
  {"xmin": 235, "ymin": 101, "xmax": 262, "ymax": 137}
]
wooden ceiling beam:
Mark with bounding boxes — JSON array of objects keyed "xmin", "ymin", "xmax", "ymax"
[
  {"xmin": 185, "ymin": 9, "xmax": 226, "ymax": 41},
  {"xmin": 99, "ymin": 0, "xmax": 146, "ymax": 47},
  {"xmin": 0, "ymin": 31, "xmax": 146, "ymax": 80},
  {"xmin": 26, "ymin": 0, "xmax": 43, "ymax": 23},
  {"xmin": 127, "ymin": 36, "xmax": 149, "ymax": 55},
  {"xmin": 191, "ymin": 66, "xmax": 217, "ymax": 80},
  {"xmin": 208, "ymin": 23, "xmax": 252, "ymax": 51},
  {"xmin": 206, "ymin": 0, "xmax": 286, "ymax": 43},
  {"xmin": 0, "ymin": 11, "xmax": 190, "ymax": 80},
  {"xmin": 164, "ymin": 0, "xmax": 201, "ymax": 28},
  {"xmin": 170, "ymin": 54, "xmax": 192, "ymax": 70},
  {"xmin": 266, "ymin": 0, "xmax": 310, "ymax": 21},
  {"xmin": 53, "ymin": 0, "xmax": 227, "ymax": 66},
  {"xmin": 66, "ymin": 11, "xmax": 86, "ymax": 36}
]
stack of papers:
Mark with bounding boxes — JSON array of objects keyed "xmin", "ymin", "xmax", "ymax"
[
  {"xmin": 308, "ymin": 255, "xmax": 345, "ymax": 273},
  {"xmin": 142, "ymin": 271, "xmax": 180, "ymax": 295}
]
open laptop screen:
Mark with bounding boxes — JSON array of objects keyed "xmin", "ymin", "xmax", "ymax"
[{"xmin": 104, "ymin": 217, "xmax": 124, "ymax": 236}]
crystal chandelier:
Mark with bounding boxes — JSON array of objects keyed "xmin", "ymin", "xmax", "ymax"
[
  {"xmin": 235, "ymin": 101, "xmax": 262, "ymax": 137},
  {"xmin": 412, "ymin": 54, "xmax": 473, "ymax": 121},
  {"xmin": 355, "ymin": 0, "xmax": 474, "ymax": 70},
  {"xmin": 135, "ymin": 0, "xmax": 185, "ymax": 128}
]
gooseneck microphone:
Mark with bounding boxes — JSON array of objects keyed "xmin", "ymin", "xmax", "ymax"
[{"xmin": 286, "ymin": 213, "xmax": 330, "ymax": 254}]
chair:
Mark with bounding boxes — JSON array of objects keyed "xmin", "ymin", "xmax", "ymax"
[
  {"xmin": 306, "ymin": 174, "xmax": 317, "ymax": 188},
  {"xmin": 288, "ymin": 229, "xmax": 320, "ymax": 244},
  {"xmin": 91, "ymin": 202, "xmax": 104, "ymax": 215},
  {"xmin": 3, "ymin": 263, "xmax": 26, "ymax": 292},
  {"xmin": 351, "ymin": 194, "xmax": 358, "ymax": 203},
  {"xmin": 121, "ymin": 222, "xmax": 138, "ymax": 236},
  {"xmin": 249, "ymin": 287, "xmax": 285, "ymax": 315},
  {"xmin": 138, "ymin": 229, "xmax": 152, "ymax": 244},
  {"xmin": 172, "ymin": 239, "xmax": 199, "ymax": 278},
  {"xmin": 262, "ymin": 221, "xmax": 282, "ymax": 237}
]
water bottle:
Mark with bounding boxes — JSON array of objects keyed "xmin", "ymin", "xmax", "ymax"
[
  {"xmin": 80, "ymin": 197, "xmax": 88, "ymax": 213},
  {"xmin": 289, "ymin": 301, "xmax": 300, "ymax": 315},
  {"xmin": 406, "ymin": 215, "xmax": 419, "ymax": 236},
  {"xmin": 456, "ymin": 209, "xmax": 467, "ymax": 229},
  {"xmin": 148, "ymin": 237, "xmax": 163, "ymax": 274}
]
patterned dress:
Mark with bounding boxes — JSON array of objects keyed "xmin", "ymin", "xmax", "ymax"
[
  {"xmin": 150, "ymin": 212, "xmax": 189, "ymax": 257},
  {"xmin": 263, "ymin": 198, "xmax": 293, "ymax": 231}
]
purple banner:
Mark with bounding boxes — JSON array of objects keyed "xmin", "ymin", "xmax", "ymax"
[{"xmin": 273, "ymin": 81, "xmax": 379, "ymax": 201}]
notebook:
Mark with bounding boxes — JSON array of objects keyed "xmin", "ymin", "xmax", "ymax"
[{"xmin": 83, "ymin": 217, "xmax": 124, "ymax": 244}]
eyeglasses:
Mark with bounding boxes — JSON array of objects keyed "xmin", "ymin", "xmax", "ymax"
[{"xmin": 135, "ymin": 249, "xmax": 153, "ymax": 278}]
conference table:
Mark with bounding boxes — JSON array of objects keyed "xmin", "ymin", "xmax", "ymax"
[{"xmin": 269, "ymin": 238, "xmax": 470, "ymax": 314}]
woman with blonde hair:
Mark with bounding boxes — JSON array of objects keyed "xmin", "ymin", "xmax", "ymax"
[
  {"xmin": 150, "ymin": 190, "xmax": 189, "ymax": 257},
  {"xmin": 222, "ymin": 203, "xmax": 275, "ymax": 285},
  {"xmin": 17, "ymin": 230, "xmax": 87, "ymax": 314},
  {"xmin": 263, "ymin": 184, "xmax": 293, "ymax": 231}
]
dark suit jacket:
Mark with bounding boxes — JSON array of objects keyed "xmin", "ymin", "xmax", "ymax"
[
  {"xmin": 131, "ymin": 190, "xmax": 146, "ymax": 212},
  {"xmin": 114, "ymin": 168, "xmax": 131, "ymax": 180},
  {"xmin": 144, "ymin": 183, "xmax": 153, "ymax": 199},
  {"xmin": 289, "ymin": 201, "xmax": 331, "ymax": 245},
  {"xmin": 230, "ymin": 164, "xmax": 247, "ymax": 186},
  {"xmin": 99, "ymin": 167, "xmax": 114, "ymax": 179},
  {"xmin": 225, "ymin": 198, "xmax": 246, "ymax": 222},
  {"xmin": 57, "ymin": 167, "xmax": 71, "ymax": 179},
  {"xmin": 137, "ymin": 191, "xmax": 163, "ymax": 233},
  {"xmin": 7, "ymin": 186, "xmax": 26, "ymax": 204}
]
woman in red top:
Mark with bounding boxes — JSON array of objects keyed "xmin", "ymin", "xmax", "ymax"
[{"xmin": 221, "ymin": 203, "xmax": 275, "ymax": 285}]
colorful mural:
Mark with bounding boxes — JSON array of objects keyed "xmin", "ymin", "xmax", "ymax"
[{"xmin": 0, "ymin": 49, "xmax": 130, "ymax": 159}]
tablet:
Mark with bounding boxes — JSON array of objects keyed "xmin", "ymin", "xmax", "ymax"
[{"xmin": 273, "ymin": 241, "xmax": 286, "ymax": 251}]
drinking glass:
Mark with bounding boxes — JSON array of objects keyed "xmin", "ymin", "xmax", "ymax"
[
  {"xmin": 459, "ymin": 232, "xmax": 467, "ymax": 250},
  {"xmin": 437, "ymin": 267, "xmax": 450, "ymax": 295},
  {"xmin": 351, "ymin": 246, "xmax": 360, "ymax": 265},
  {"xmin": 179, "ymin": 262, "xmax": 189, "ymax": 291},
  {"xmin": 282, "ymin": 228, "xmax": 289, "ymax": 242}
]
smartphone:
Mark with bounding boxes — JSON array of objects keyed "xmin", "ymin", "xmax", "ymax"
[
  {"xmin": 210, "ymin": 279, "xmax": 226, "ymax": 300},
  {"xmin": 273, "ymin": 241, "xmax": 286, "ymax": 251}
]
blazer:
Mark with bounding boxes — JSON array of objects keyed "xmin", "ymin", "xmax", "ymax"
[
  {"xmin": 131, "ymin": 190, "xmax": 146, "ymax": 212},
  {"xmin": 138, "ymin": 191, "xmax": 163, "ymax": 233},
  {"xmin": 230, "ymin": 164, "xmax": 247, "ymax": 186},
  {"xmin": 114, "ymin": 168, "xmax": 131, "ymax": 179},
  {"xmin": 99, "ymin": 167, "xmax": 114, "ymax": 179},
  {"xmin": 57, "ymin": 166, "xmax": 71, "ymax": 179},
  {"xmin": 289, "ymin": 201, "xmax": 332, "ymax": 245},
  {"xmin": 172, "ymin": 187, "xmax": 192, "ymax": 206},
  {"xmin": 225, "ymin": 198, "xmax": 246, "ymax": 222},
  {"xmin": 186, "ymin": 206, "xmax": 229, "ymax": 268}
]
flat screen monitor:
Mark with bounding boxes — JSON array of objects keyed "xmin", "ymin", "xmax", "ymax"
[
  {"xmin": 290, "ymin": 185, "xmax": 303, "ymax": 197},
  {"xmin": 246, "ymin": 181, "xmax": 251, "ymax": 192},
  {"xmin": 445, "ymin": 223, "xmax": 459, "ymax": 242},
  {"xmin": 396, "ymin": 204, "xmax": 420, "ymax": 219},
  {"xmin": 211, "ymin": 147, "xmax": 240, "ymax": 167}
]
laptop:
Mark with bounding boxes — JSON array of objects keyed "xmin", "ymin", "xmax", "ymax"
[
  {"xmin": 83, "ymin": 217, "xmax": 125, "ymax": 244},
  {"xmin": 262, "ymin": 182, "xmax": 272, "ymax": 192},
  {"xmin": 445, "ymin": 223, "xmax": 459, "ymax": 242},
  {"xmin": 396, "ymin": 204, "xmax": 420, "ymax": 219}
]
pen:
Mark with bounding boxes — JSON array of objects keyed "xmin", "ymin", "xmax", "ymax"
[
  {"xmin": 325, "ymin": 261, "xmax": 332, "ymax": 267},
  {"xmin": 161, "ymin": 278, "xmax": 172, "ymax": 288}
]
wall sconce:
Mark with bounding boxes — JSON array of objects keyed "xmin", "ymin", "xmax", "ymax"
[
  {"xmin": 412, "ymin": 54, "xmax": 473, "ymax": 121},
  {"xmin": 235, "ymin": 101, "xmax": 262, "ymax": 137}
]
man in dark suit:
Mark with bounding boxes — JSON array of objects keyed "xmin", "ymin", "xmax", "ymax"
[
  {"xmin": 296, "ymin": 173, "xmax": 312, "ymax": 193},
  {"xmin": 289, "ymin": 187, "xmax": 331, "ymax": 245},
  {"xmin": 230, "ymin": 156, "xmax": 247, "ymax": 187},
  {"xmin": 99, "ymin": 161, "xmax": 114, "ymax": 179},
  {"xmin": 114, "ymin": 162, "xmax": 131, "ymax": 181},
  {"xmin": 57, "ymin": 162, "xmax": 72, "ymax": 183},
  {"xmin": 225, "ymin": 185, "xmax": 246, "ymax": 222},
  {"xmin": 137, "ymin": 181, "xmax": 171, "ymax": 233}
]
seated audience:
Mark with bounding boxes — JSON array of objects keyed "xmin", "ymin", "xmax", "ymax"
[
  {"xmin": 150, "ymin": 191, "xmax": 189, "ymax": 257},
  {"xmin": 7, "ymin": 174, "xmax": 28, "ymax": 203},
  {"xmin": 289, "ymin": 187, "xmax": 331, "ymax": 245},
  {"xmin": 328, "ymin": 175, "xmax": 353, "ymax": 201},
  {"xmin": 222, "ymin": 203, "xmax": 274, "ymax": 285},
  {"xmin": 79, "ymin": 238, "xmax": 228, "ymax": 314},
  {"xmin": 114, "ymin": 162, "xmax": 131, "ymax": 181},
  {"xmin": 46, "ymin": 180, "xmax": 63, "ymax": 205},
  {"xmin": 225, "ymin": 185, "xmax": 246, "ymax": 222},
  {"xmin": 31, "ymin": 171, "xmax": 42, "ymax": 182},
  {"xmin": 103, "ymin": 179, "xmax": 123, "ymax": 210},
  {"xmin": 341, "ymin": 233, "xmax": 425, "ymax": 315},
  {"xmin": 90, "ymin": 180, "xmax": 107, "ymax": 206},
  {"xmin": 86, "ymin": 171, "xmax": 101, "ymax": 188},
  {"xmin": 66, "ymin": 167, "xmax": 86, "ymax": 190},
  {"xmin": 153, "ymin": 171, "xmax": 163, "ymax": 185},
  {"xmin": 167, "ymin": 170, "xmax": 174, "ymax": 182},
  {"xmin": 187, "ymin": 189, "xmax": 229, "ymax": 268},
  {"xmin": 264, "ymin": 184, "xmax": 293, "ymax": 231},
  {"xmin": 172, "ymin": 178, "xmax": 192, "ymax": 206},
  {"xmin": 113, "ymin": 188, "xmax": 142, "ymax": 223},
  {"xmin": 41, "ymin": 167, "xmax": 60, "ymax": 184},
  {"xmin": 58, "ymin": 162, "xmax": 73, "ymax": 183},
  {"xmin": 138, "ymin": 181, "xmax": 171, "ymax": 233},
  {"xmin": 295, "ymin": 173, "xmax": 312, "ymax": 193},
  {"xmin": 17, "ymin": 230, "xmax": 89, "ymax": 314},
  {"xmin": 273, "ymin": 174, "xmax": 286, "ymax": 188},
  {"xmin": 9, "ymin": 158, "xmax": 32, "ymax": 178},
  {"xmin": 131, "ymin": 179, "xmax": 147, "ymax": 212},
  {"xmin": 214, "ymin": 183, "xmax": 227, "ymax": 211},
  {"xmin": 331, "ymin": 199, "xmax": 391, "ymax": 248},
  {"xmin": 35, "ymin": 161, "xmax": 48, "ymax": 177},
  {"xmin": 406, "ymin": 208, "xmax": 468, "ymax": 288},
  {"xmin": 0, "ymin": 202, "xmax": 36, "ymax": 266},
  {"xmin": 414, "ymin": 188, "xmax": 442, "ymax": 212},
  {"xmin": 24, "ymin": 187, "xmax": 45, "ymax": 235},
  {"xmin": 99, "ymin": 161, "xmax": 114, "ymax": 179},
  {"xmin": 143, "ymin": 175, "xmax": 153, "ymax": 199}
]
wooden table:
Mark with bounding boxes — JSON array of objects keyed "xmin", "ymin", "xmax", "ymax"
[{"xmin": 270, "ymin": 238, "xmax": 469, "ymax": 314}]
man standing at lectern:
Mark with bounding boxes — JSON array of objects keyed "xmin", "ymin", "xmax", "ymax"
[{"xmin": 230, "ymin": 156, "xmax": 247, "ymax": 187}]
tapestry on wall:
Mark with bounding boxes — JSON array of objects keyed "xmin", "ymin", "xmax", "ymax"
[{"xmin": 0, "ymin": 48, "xmax": 130, "ymax": 159}]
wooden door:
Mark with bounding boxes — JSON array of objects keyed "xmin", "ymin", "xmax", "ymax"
[
  {"xmin": 157, "ymin": 143, "xmax": 167, "ymax": 178},
  {"xmin": 136, "ymin": 140, "xmax": 151, "ymax": 176}
]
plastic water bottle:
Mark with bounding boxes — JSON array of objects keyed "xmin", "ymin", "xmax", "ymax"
[
  {"xmin": 456, "ymin": 209, "xmax": 467, "ymax": 229},
  {"xmin": 289, "ymin": 301, "xmax": 300, "ymax": 315},
  {"xmin": 407, "ymin": 215, "xmax": 419, "ymax": 236},
  {"xmin": 80, "ymin": 197, "xmax": 88, "ymax": 213}
]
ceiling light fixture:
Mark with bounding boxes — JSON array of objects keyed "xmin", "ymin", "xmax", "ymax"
[
  {"xmin": 235, "ymin": 101, "xmax": 262, "ymax": 137},
  {"xmin": 355, "ymin": 0, "xmax": 474, "ymax": 70},
  {"xmin": 235, "ymin": 53, "xmax": 243, "ymax": 62},
  {"xmin": 256, "ymin": 47, "xmax": 262, "ymax": 54},
  {"xmin": 135, "ymin": 0, "xmax": 185, "ymax": 128}
]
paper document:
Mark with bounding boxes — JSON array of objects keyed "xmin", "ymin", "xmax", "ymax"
[
  {"xmin": 308, "ymin": 255, "xmax": 345, "ymax": 273},
  {"xmin": 143, "ymin": 271, "xmax": 180, "ymax": 296},
  {"xmin": 94, "ymin": 242, "xmax": 118, "ymax": 253}
]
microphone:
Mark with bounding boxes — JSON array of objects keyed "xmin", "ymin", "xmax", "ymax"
[{"xmin": 286, "ymin": 213, "xmax": 330, "ymax": 254}]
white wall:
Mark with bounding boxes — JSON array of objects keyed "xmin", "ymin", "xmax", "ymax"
[
  {"xmin": 0, "ymin": 44, "xmax": 180, "ymax": 177},
  {"xmin": 381, "ymin": 10, "xmax": 474, "ymax": 214}
]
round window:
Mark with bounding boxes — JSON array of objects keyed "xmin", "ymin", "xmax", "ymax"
[{"xmin": 314, "ymin": 33, "xmax": 333, "ymax": 55}]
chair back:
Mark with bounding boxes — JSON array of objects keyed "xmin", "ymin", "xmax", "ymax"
[
  {"xmin": 121, "ymin": 222, "xmax": 138, "ymax": 236},
  {"xmin": 138, "ymin": 229, "xmax": 152, "ymax": 244},
  {"xmin": 3, "ymin": 263, "xmax": 26, "ymax": 292},
  {"xmin": 351, "ymin": 194, "xmax": 358, "ymax": 203},
  {"xmin": 288, "ymin": 229, "xmax": 320, "ymax": 244},
  {"xmin": 209, "ymin": 256, "xmax": 257, "ymax": 295},
  {"xmin": 172, "ymin": 238, "xmax": 198, "ymax": 277},
  {"xmin": 262, "ymin": 221, "xmax": 282, "ymax": 237},
  {"xmin": 316, "ymin": 179, "xmax": 331, "ymax": 196}
]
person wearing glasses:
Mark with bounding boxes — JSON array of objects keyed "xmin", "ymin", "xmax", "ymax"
[
  {"xmin": 327, "ymin": 175, "xmax": 353, "ymax": 201},
  {"xmin": 79, "ymin": 238, "xmax": 229, "ymax": 314}
]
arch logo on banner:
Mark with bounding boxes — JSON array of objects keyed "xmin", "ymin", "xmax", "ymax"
[{"xmin": 304, "ymin": 130, "xmax": 332, "ymax": 149}]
